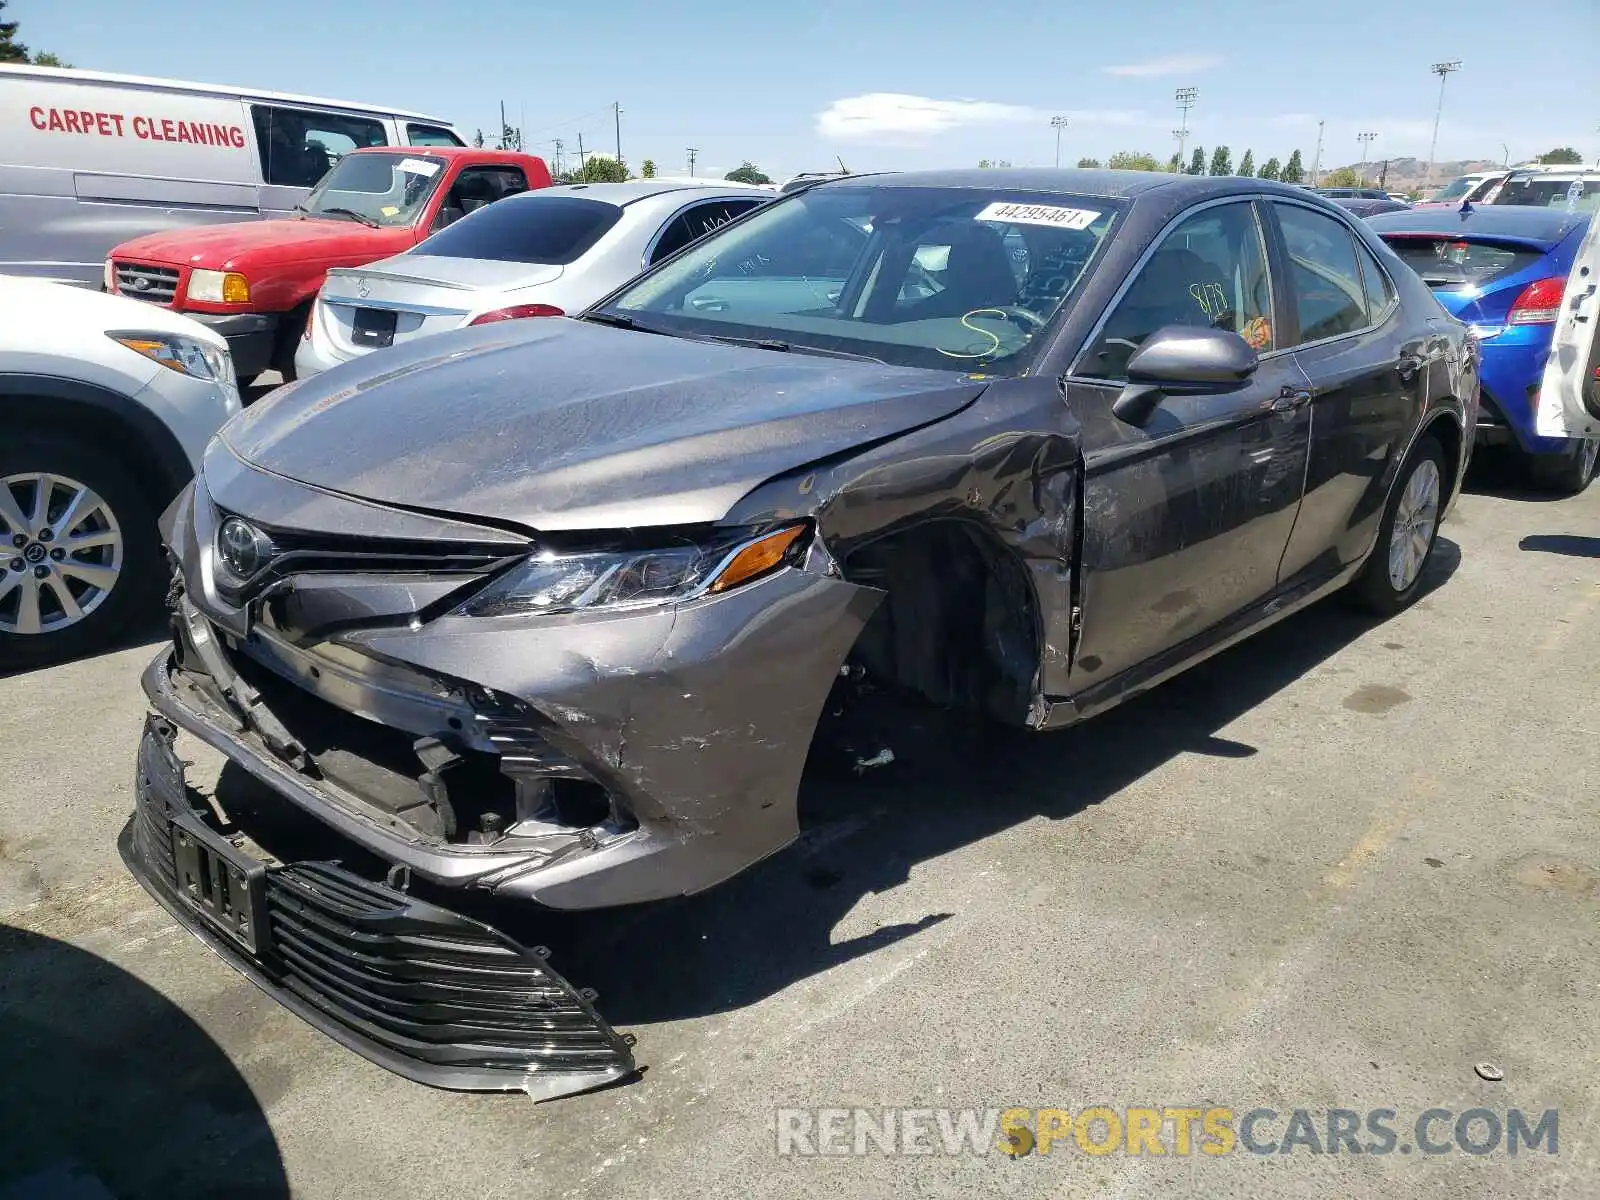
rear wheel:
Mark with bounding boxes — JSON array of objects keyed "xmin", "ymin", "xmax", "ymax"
[
  {"xmin": 0, "ymin": 436, "xmax": 162, "ymax": 670},
  {"xmin": 1528, "ymin": 434, "xmax": 1599, "ymax": 495},
  {"xmin": 1347, "ymin": 434, "xmax": 1446, "ymax": 616}
]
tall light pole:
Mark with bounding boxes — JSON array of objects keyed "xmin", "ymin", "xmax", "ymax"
[
  {"xmin": 613, "ymin": 102, "xmax": 623, "ymax": 165},
  {"xmin": 1310, "ymin": 119, "xmax": 1325, "ymax": 186},
  {"xmin": 685, "ymin": 147, "xmax": 699, "ymax": 177},
  {"xmin": 1423, "ymin": 60, "xmax": 1461, "ymax": 194},
  {"xmin": 1174, "ymin": 87, "xmax": 1198, "ymax": 170},
  {"xmin": 1357, "ymin": 131, "xmax": 1377, "ymax": 185},
  {"xmin": 1051, "ymin": 115, "xmax": 1069, "ymax": 168}
]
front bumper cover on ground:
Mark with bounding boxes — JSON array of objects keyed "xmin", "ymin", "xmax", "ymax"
[{"xmin": 120, "ymin": 713, "xmax": 636, "ymax": 1099}]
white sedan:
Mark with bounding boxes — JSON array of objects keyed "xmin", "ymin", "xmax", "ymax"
[{"xmin": 296, "ymin": 181, "xmax": 768, "ymax": 377}]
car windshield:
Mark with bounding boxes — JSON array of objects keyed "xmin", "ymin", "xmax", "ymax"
[
  {"xmin": 1430, "ymin": 175, "xmax": 1480, "ymax": 202},
  {"xmin": 600, "ymin": 184, "xmax": 1122, "ymax": 374},
  {"xmin": 1491, "ymin": 176, "xmax": 1600, "ymax": 213},
  {"xmin": 303, "ymin": 152, "xmax": 448, "ymax": 227},
  {"xmin": 413, "ymin": 195, "xmax": 623, "ymax": 264}
]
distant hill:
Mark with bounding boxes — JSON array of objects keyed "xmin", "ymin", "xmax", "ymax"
[{"xmin": 1322, "ymin": 156, "xmax": 1500, "ymax": 193}]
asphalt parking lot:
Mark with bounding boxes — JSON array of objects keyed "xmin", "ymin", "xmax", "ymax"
[{"xmin": 1, "ymin": 458, "xmax": 1596, "ymax": 1200}]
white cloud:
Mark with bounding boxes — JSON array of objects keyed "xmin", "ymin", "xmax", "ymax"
[
  {"xmin": 1102, "ymin": 54, "xmax": 1221, "ymax": 78},
  {"xmin": 816, "ymin": 93, "xmax": 1041, "ymax": 139}
]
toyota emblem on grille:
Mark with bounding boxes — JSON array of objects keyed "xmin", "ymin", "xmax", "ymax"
[{"xmin": 216, "ymin": 517, "xmax": 276, "ymax": 581}]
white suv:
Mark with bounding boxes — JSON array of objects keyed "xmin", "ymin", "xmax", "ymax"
[{"xmin": 1, "ymin": 278, "xmax": 240, "ymax": 668}]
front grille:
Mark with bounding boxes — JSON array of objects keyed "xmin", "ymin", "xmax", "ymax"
[
  {"xmin": 133, "ymin": 722, "xmax": 179, "ymax": 888},
  {"xmin": 265, "ymin": 863, "xmax": 631, "ymax": 1073},
  {"xmin": 114, "ymin": 261, "xmax": 180, "ymax": 304}
]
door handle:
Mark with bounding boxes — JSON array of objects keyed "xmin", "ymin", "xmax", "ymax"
[{"xmin": 1271, "ymin": 386, "xmax": 1312, "ymax": 413}]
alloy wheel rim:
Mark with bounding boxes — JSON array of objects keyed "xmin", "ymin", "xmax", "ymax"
[
  {"xmin": 1387, "ymin": 459, "xmax": 1441, "ymax": 593},
  {"xmin": 0, "ymin": 472, "xmax": 124, "ymax": 636}
]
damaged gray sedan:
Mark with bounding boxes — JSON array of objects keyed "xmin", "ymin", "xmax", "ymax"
[{"xmin": 122, "ymin": 170, "xmax": 1478, "ymax": 1099}]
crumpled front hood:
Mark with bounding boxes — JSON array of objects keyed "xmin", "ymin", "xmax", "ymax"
[{"xmin": 221, "ymin": 318, "xmax": 986, "ymax": 531}]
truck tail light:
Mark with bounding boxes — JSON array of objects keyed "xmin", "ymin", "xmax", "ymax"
[
  {"xmin": 1507, "ymin": 278, "xmax": 1565, "ymax": 326},
  {"xmin": 468, "ymin": 304, "xmax": 564, "ymax": 325}
]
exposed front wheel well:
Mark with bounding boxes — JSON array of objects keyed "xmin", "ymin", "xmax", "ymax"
[{"xmin": 836, "ymin": 520, "xmax": 1040, "ymax": 727}]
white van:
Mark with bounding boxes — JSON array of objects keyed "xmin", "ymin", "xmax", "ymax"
[{"xmin": 0, "ymin": 64, "xmax": 463, "ymax": 287}]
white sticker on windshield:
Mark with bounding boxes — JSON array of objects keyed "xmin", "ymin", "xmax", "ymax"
[
  {"xmin": 398, "ymin": 157, "xmax": 441, "ymax": 177},
  {"xmin": 976, "ymin": 201, "xmax": 1100, "ymax": 230}
]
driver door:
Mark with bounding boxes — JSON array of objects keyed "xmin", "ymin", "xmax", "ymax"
[{"xmin": 1061, "ymin": 199, "xmax": 1312, "ymax": 698}]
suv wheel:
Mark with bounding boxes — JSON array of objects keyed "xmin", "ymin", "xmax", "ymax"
[
  {"xmin": 1347, "ymin": 434, "xmax": 1446, "ymax": 616},
  {"xmin": 1528, "ymin": 434, "xmax": 1599, "ymax": 495},
  {"xmin": 0, "ymin": 435, "xmax": 161, "ymax": 670}
]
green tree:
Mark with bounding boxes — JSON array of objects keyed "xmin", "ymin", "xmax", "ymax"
[
  {"xmin": 1209, "ymin": 145, "xmax": 1232, "ymax": 176},
  {"xmin": 31, "ymin": 50, "xmax": 68, "ymax": 66},
  {"xmin": 575, "ymin": 155, "xmax": 628, "ymax": 183},
  {"xmin": 472, "ymin": 129, "xmax": 485, "ymax": 148},
  {"xmin": 977, "ymin": 158, "xmax": 1013, "ymax": 169},
  {"xmin": 1238, "ymin": 149, "xmax": 1254, "ymax": 178},
  {"xmin": 1168, "ymin": 152, "xmax": 1182, "ymax": 172},
  {"xmin": 498, "ymin": 124, "xmax": 522, "ymax": 152},
  {"xmin": 724, "ymin": 161, "xmax": 772, "ymax": 185},
  {"xmin": 1282, "ymin": 150, "xmax": 1305, "ymax": 184},
  {"xmin": 1320, "ymin": 166, "xmax": 1362, "ymax": 187},
  {"xmin": 1076, "ymin": 156, "xmax": 1102, "ymax": 169},
  {"xmin": 1538, "ymin": 146, "xmax": 1583, "ymax": 164},
  {"xmin": 1258, "ymin": 156, "xmax": 1281, "ymax": 181},
  {"xmin": 1186, "ymin": 147, "xmax": 1206, "ymax": 175},
  {"xmin": 1107, "ymin": 151, "xmax": 1160, "ymax": 171},
  {"xmin": 0, "ymin": 1, "xmax": 28, "ymax": 62},
  {"xmin": 641, "ymin": 158, "xmax": 657, "ymax": 178}
]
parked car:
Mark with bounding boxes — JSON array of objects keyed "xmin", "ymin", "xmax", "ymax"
[
  {"xmin": 1313, "ymin": 187, "xmax": 1392, "ymax": 201},
  {"xmin": 0, "ymin": 63, "xmax": 462, "ymax": 288},
  {"xmin": 1416, "ymin": 170, "xmax": 1508, "ymax": 209},
  {"xmin": 296, "ymin": 181, "xmax": 767, "ymax": 377},
  {"xmin": 1369, "ymin": 206, "xmax": 1597, "ymax": 491},
  {"xmin": 1488, "ymin": 166, "xmax": 1600, "ymax": 213},
  {"xmin": 1386, "ymin": 193, "xmax": 1411, "ymax": 204},
  {"xmin": 0, "ymin": 277, "xmax": 238, "ymax": 668},
  {"xmin": 123, "ymin": 170, "xmax": 1476, "ymax": 1098},
  {"xmin": 103, "ymin": 146, "xmax": 551, "ymax": 384},
  {"xmin": 1329, "ymin": 196, "xmax": 1411, "ymax": 218}
]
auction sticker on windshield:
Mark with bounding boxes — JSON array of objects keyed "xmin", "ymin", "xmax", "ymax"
[
  {"xmin": 398, "ymin": 157, "xmax": 441, "ymax": 176},
  {"xmin": 975, "ymin": 202, "xmax": 1101, "ymax": 230}
]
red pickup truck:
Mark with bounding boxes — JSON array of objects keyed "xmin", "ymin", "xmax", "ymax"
[{"xmin": 105, "ymin": 146, "xmax": 552, "ymax": 383}]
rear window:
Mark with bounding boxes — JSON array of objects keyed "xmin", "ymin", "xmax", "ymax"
[
  {"xmin": 1381, "ymin": 236, "xmax": 1546, "ymax": 288},
  {"xmin": 414, "ymin": 195, "xmax": 623, "ymax": 264},
  {"xmin": 1492, "ymin": 176, "xmax": 1600, "ymax": 213}
]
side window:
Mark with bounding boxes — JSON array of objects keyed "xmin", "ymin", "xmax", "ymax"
[
  {"xmin": 251, "ymin": 106, "xmax": 386, "ymax": 188},
  {"xmin": 1083, "ymin": 201, "xmax": 1274, "ymax": 380},
  {"xmin": 407, "ymin": 123, "xmax": 465, "ymax": 147},
  {"xmin": 1274, "ymin": 204, "xmax": 1369, "ymax": 344},
  {"xmin": 649, "ymin": 202, "xmax": 755, "ymax": 264},
  {"xmin": 1355, "ymin": 239, "xmax": 1396, "ymax": 323},
  {"xmin": 437, "ymin": 166, "xmax": 528, "ymax": 226}
]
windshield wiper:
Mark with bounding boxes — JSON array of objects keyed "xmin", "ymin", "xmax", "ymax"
[
  {"xmin": 318, "ymin": 206, "xmax": 380, "ymax": 228},
  {"xmin": 578, "ymin": 311, "xmax": 676, "ymax": 337},
  {"xmin": 696, "ymin": 333, "xmax": 884, "ymax": 364}
]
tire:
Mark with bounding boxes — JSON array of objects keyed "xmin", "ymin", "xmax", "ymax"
[
  {"xmin": 1527, "ymin": 434, "xmax": 1599, "ymax": 496},
  {"xmin": 0, "ymin": 434, "xmax": 164, "ymax": 671},
  {"xmin": 1346, "ymin": 433, "xmax": 1447, "ymax": 616}
]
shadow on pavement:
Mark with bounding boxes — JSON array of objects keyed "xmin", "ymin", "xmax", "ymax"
[
  {"xmin": 0, "ymin": 612, "xmax": 166, "ymax": 684},
  {"xmin": 1518, "ymin": 534, "xmax": 1600, "ymax": 559},
  {"xmin": 0, "ymin": 925, "xmax": 287, "ymax": 1199}
]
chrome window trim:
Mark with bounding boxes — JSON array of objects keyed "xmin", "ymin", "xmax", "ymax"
[
  {"xmin": 1269, "ymin": 197, "xmax": 1397, "ymax": 352},
  {"xmin": 1069, "ymin": 192, "xmax": 1284, "ymax": 381}
]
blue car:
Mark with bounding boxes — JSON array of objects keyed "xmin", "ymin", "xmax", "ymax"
[{"xmin": 1369, "ymin": 205, "xmax": 1598, "ymax": 493}]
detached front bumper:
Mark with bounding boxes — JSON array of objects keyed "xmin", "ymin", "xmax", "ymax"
[{"xmin": 120, "ymin": 713, "xmax": 636, "ymax": 1098}]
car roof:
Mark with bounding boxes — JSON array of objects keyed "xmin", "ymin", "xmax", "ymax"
[
  {"xmin": 822, "ymin": 168, "xmax": 1303, "ymax": 201},
  {"xmin": 347, "ymin": 146, "xmax": 531, "ymax": 163},
  {"xmin": 1365, "ymin": 205, "xmax": 1589, "ymax": 246},
  {"xmin": 0, "ymin": 62, "xmax": 452, "ymax": 123},
  {"xmin": 506, "ymin": 180, "xmax": 761, "ymax": 205}
]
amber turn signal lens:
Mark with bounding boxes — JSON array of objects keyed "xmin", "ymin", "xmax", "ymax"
[
  {"xmin": 221, "ymin": 272, "xmax": 251, "ymax": 304},
  {"xmin": 708, "ymin": 525, "xmax": 809, "ymax": 593}
]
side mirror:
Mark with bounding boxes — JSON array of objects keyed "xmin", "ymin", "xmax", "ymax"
[{"xmin": 1112, "ymin": 325, "xmax": 1260, "ymax": 426}]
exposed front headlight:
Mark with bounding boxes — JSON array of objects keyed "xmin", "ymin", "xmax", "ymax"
[
  {"xmin": 109, "ymin": 332, "xmax": 236, "ymax": 386},
  {"xmin": 455, "ymin": 524, "xmax": 810, "ymax": 618},
  {"xmin": 187, "ymin": 268, "xmax": 250, "ymax": 304}
]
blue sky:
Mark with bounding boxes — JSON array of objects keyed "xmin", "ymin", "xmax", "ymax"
[{"xmin": 21, "ymin": 0, "xmax": 1600, "ymax": 180}]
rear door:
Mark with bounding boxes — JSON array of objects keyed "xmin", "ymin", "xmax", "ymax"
[
  {"xmin": 1273, "ymin": 200, "xmax": 1428, "ymax": 583},
  {"xmin": 1536, "ymin": 215, "xmax": 1600, "ymax": 438}
]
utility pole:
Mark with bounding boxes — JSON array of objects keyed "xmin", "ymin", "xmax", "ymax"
[
  {"xmin": 577, "ymin": 132, "xmax": 587, "ymax": 171},
  {"xmin": 1174, "ymin": 87, "xmax": 1198, "ymax": 171},
  {"xmin": 499, "ymin": 100, "xmax": 507, "ymax": 150},
  {"xmin": 1423, "ymin": 60, "xmax": 1462, "ymax": 193},
  {"xmin": 1050, "ymin": 115, "xmax": 1069, "ymax": 168},
  {"xmin": 686, "ymin": 147, "xmax": 699, "ymax": 177},
  {"xmin": 1310, "ymin": 119, "xmax": 1325, "ymax": 186},
  {"xmin": 553, "ymin": 138, "xmax": 564, "ymax": 177},
  {"xmin": 613, "ymin": 102, "xmax": 622, "ymax": 165},
  {"xmin": 1357, "ymin": 131, "xmax": 1377, "ymax": 185}
]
